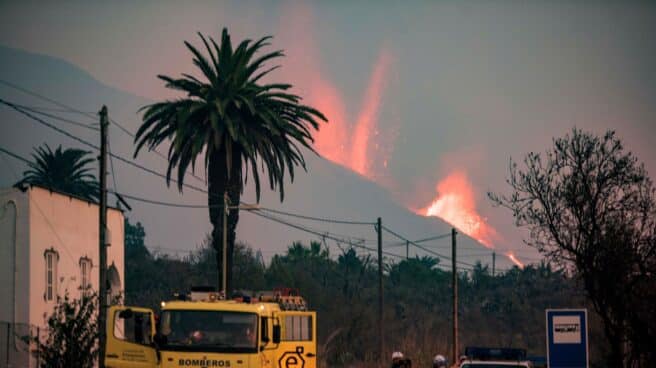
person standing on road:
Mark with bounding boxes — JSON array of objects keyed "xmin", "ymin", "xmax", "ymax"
[{"xmin": 392, "ymin": 351, "xmax": 405, "ymax": 368}]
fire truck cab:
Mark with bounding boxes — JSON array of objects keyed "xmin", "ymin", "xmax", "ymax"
[{"xmin": 104, "ymin": 288, "xmax": 316, "ymax": 368}]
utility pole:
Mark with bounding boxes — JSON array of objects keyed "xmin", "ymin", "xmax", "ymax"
[
  {"xmin": 492, "ymin": 251, "xmax": 496, "ymax": 277},
  {"xmin": 377, "ymin": 217, "xmax": 384, "ymax": 365},
  {"xmin": 406, "ymin": 240, "xmax": 409, "ymax": 260},
  {"xmin": 222, "ymin": 192, "xmax": 228, "ymax": 295},
  {"xmin": 98, "ymin": 106, "xmax": 108, "ymax": 368},
  {"xmin": 451, "ymin": 227, "xmax": 458, "ymax": 365}
]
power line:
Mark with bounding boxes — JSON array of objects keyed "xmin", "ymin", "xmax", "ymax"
[
  {"xmin": 245, "ymin": 210, "xmax": 406, "ymax": 260},
  {"xmin": 1, "ymin": 82, "xmax": 379, "ymax": 227},
  {"xmin": 0, "ymin": 146, "xmax": 520, "ymax": 275},
  {"xmin": 0, "ymin": 146, "xmax": 79, "ymax": 266},
  {"xmin": 256, "ymin": 206, "xmax": 376, "ymax": 226},
  {"xmin": 381, "ymin": 225, "xmax": 478, "ymax": 268},
  {"xmin": 0, "ymin": 78, "xmax": 207, "ymax": 184},
  {"xmin": 2, "ymin": 80, "xmax": 365, "ymax": 227},
  {"xmin": 107, "ymin": 190, "xmax": 221, "ymax": 209},
  {"xmin": 0, "ymin": 84, "xmax": 545, "ymax": 272},
  {"xmin": 107, "ymin": 136, "xmax": 119, "ymax": 194},
  {"xmin": 0, "ymin": 78, "xmax": 96, "ymax": 117},
  {"xmin": 0, "ymin": 99, "xmax": 98, "ymax": 131},
  {"xmin": 385, "ymin": 232, "xmax": 452, "ymax": 248},
  {"xmin": 0, "ymin": 147, "xmax": 31, "ymax": 165},
  {"xmin": 1, "ymin": 99, "xmax": 212, "ymax": 195}
]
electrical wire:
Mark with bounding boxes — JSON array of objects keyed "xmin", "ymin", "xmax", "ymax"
[
  {"xmin": 1, "ymin": 148, "xmax": 516, "ymax": 274},
  {"xmin": 1, "ymin": 82, "xmax": 377, "ymax": 227},
  {"xmin": 385, "ymin": 232, "xmax": 452, "ymax": 248},
  {"xmin": 0, "ymin": 147, "xmax": 32, "ymax": 165},
  {"xmin": 255, "ymin": 206, "xmax": 376, "ymax": 226},
  {"xmin": 0, "ymin": 84, "xmax": 538, "ymax": 274},
  {"xmin": 1, "ymin": 99, "xmax": 98, "ymax": 131},
  {"xmin": 0, "ymin": 146, "xmax": 79, "ymax": 265},
  {"xmin": 381, "ymin": 225, "xmax": 479, "ymax": 268},
  {"xmin": 1, "ymin": 78, "xmax": 207, "ymax": 184},
  {"xmin": 0, "ymin": 78, "xmax": 95, "ymax": 117},
  {"xmin": 245, "ymin": 210, "xmax": 406, "ymax": 260},
  {"xmin": 1, "ymin": 99, "xmax": 212, "ymax": 196},
  {"xmin": 107, "ymin": 135, "xmax": 119, "ymax": 197}
]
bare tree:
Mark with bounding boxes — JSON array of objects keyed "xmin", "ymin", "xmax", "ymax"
[{"xmin": 489, "ymin": 128, "xmax": 656, "ymax": 366}]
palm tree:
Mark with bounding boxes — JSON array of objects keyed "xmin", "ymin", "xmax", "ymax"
[
  {"xmin": 134, "ymin": 28, "xmax": 326, "ymax": 293},
  {"xmin": 17, "ymin": 144, "xmax": 99, "ymax": 202}
]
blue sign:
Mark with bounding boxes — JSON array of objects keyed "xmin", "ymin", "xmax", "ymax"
[{"xmin": 546, "ymin": 309, "xmax": 588, "ymax": 368}]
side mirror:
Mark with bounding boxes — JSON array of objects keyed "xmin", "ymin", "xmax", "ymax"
[
  {"xmin": 272, "ymin": 325, "xmax": 281, "ymax": 344},
  {"xmin": 118, "ymin": 309, "xmax": 134, "ymax": 319},
  {"xmin": 153, "ymin": 332, "xmax": 167, "ymax": 347}
]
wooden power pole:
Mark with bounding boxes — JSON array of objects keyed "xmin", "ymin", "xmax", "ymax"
[
  {"xmin": 377, "ymin": 217, "xmax": 384, "ymax": 365},
  {"xmin": 98, "ymin": 106, "xmax": 109, "ymax": 368},
  {"xmin": 452, "ymin": 227, "xmax": 458, "ymax": 365}
]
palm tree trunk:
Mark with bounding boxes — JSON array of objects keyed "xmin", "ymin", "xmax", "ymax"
[
  {"xmin": 208, "ymin": 148, "xmax": 228, "ymax": 292},
  {"xmin": 207, "ymin": 147, "xmax": 242, "ymax": 295},
  {"xmin": 226, "ymin": 157, "xmax": 242, "ymax": 294}
]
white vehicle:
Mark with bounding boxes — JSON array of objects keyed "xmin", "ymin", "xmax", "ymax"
[
  {"xmin": 459, "ymin": 347, "xmax": 532, "ymax": 368},
  {"xmin": 460, "ymin": 361, "xmax": 531, "ymax": 368}
]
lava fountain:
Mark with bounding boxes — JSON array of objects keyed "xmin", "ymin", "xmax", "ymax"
[
  {"xmin": 419, "ymin": 171, "xmax": 499, "ymax": 247},
  {"xmin": 506, "ymin": 252, "xmax": 525, "ymax": 269}
]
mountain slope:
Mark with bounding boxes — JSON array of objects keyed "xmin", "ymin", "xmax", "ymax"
[{"xmin": 0, "ymin": 45, "xmax": 510, "ymax": 269}]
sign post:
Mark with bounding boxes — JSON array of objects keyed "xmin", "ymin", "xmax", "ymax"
[{"xmin": 546, "ymin": 309, "xmax": 589, "ymax": 368}]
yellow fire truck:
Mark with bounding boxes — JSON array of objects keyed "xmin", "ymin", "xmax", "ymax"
[{"xmin": 105, "ymin": 287, "xmax": 317, "ymax": 368}]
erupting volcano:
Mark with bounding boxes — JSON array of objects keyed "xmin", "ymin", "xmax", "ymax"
[{"xmin": 281, "ymin": 2, "xmax": 526, "ymax": 268}]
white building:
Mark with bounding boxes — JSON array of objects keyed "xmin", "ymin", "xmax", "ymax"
[{"xmin": 0, "ymin": 185, "xmax": 124, "ymax": 366}]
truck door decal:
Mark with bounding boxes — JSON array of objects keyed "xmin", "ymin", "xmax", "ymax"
[{"xmin": 278, "ymin": 346, "xmax": 305, "ymax": 368}]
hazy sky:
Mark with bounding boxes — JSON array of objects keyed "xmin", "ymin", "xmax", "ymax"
[{"xmin": 1, "ymin": 1, "xmax": 655, "ymax": 261}]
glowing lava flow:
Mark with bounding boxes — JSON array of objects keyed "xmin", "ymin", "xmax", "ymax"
[
  {"xmin": 506, "ymin": 252, "xmax": 525, "ymax": 269},
  {"xmin": 420, "ymin": 171, "xmax": 498, "ymax": 247}
]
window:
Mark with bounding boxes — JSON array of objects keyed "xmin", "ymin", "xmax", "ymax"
[
  {"xmin": 114, "ymin": 310, "xmax": 153, "ymax": 345},
  {"xmin": 44, "ymin": 248, "xmax": 59, "ymax": 302},
  {"xmin": 261, "ymin": 317, "xmax": 269, "ymax": 342},
  {"xmin": 79, "ymin": 257, "xmax": 92, "ymax": 296},
  {"xmin": 283, "ymin": 315, "xmax": 312, "ymax": 341},
  {"xmin": 158, "ymin": 310, "xmax": 258, "ymax": 353}
]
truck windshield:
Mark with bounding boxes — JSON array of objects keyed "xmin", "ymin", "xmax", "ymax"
[{"xmin": 159, "ymin": 310, "xmax": 258, "ymax": 353}]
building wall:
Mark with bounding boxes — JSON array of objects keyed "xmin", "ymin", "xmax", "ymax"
[
  {"xmin": 0, "ymin": 188, "xmax": 30, "ymax": 326},
  {"xmin": 26, "ymin": 186, "xmax": 124, "ymax": 328}
]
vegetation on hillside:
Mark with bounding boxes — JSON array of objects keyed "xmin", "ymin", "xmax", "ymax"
[{"xmin": 124, "ymin": 219, "xmax": 608, "ymax": 367}]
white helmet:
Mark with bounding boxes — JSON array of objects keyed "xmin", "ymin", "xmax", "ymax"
[
  {"xmin": 433, "ymin": 354, "xmax": 447, "ymax": 367},
  {"xmin": 392, "ymin": 351, "xmax": 404, "ymax": 359}
]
